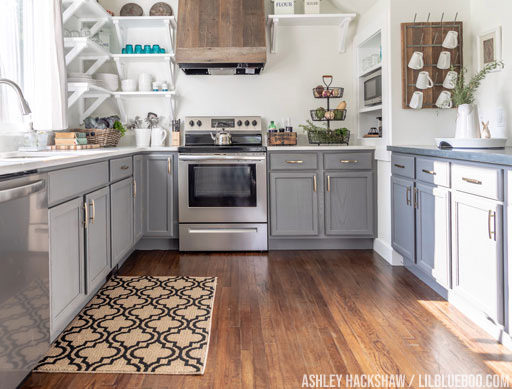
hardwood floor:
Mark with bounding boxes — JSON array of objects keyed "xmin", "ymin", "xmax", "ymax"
[{"xmin": 23, "ymin": 250, "xmax": 512, "ymax": 388}]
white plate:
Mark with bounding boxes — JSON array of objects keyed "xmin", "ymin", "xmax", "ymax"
[{"xmin": 435, "ymin": 138, "xmax": 508, "ymax": 149}]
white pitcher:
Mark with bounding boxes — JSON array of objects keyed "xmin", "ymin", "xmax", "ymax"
[
  {"xmin": 150, "ymin": 127, "xmax": 168, "ymax": 147},
  {"xmin": 455, "ymin": 104, "xmax": 481, "ymax": 139}
]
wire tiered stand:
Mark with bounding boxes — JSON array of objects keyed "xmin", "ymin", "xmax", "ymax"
[{"xmin": 308, "ymin": 75, "xmax": 349, "ymax": 145}]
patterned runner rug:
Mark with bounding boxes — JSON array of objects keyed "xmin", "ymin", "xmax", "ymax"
[{"xmin": 35, "ymin": 276, "xmax": 216, "ymax": 374}]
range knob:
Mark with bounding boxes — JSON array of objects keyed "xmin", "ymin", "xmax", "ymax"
[
  {"xmin": 244, "ymin": 120, "xmax": 250, "ymax": 126},
  {"xmin": 237, "ymin": 120, "xmax": 243, "ymax": 127},
  {"xmin": 252, "ymin": 120, "xmax": 258, "ymax": 126},
  {"xmin": 197, "ymin": 120, "xmax": 202, "ymax": 127},
  {"xmin": 189, "ymin": 120, "xmax": 195, "ymax": 127}
]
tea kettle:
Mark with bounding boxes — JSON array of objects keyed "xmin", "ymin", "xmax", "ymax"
[{"xmin": 210, "ymin": 128, "xmax": 232, "ymax": 145}]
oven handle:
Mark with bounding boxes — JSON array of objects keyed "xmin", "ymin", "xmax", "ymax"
[
  {"xmin": 179, "ymin": 155, "xmax": 266, "ymax": 162},
  {"xmin": 188, "ymin": 228, "xmax": 258, "ymax": 234}
]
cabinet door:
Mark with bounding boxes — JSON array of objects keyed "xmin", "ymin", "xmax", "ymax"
[
  {"xmin": 133, "ymin": 155, "xmax": 144, "ymax": 243},
  {"xmin": 144, "ymin": 154, "xmax": 175, "ymax": 237},
  {"xmin": 324, "ymin": 171, "xmax": 373, "ymax": 236},
  {"xmin": 48, "ymin": 197, "xmax": 85, "ymax": 338},
  {"xmin": 270, "ymin": 172, "xmax": 319, "ymax": 236},
  {"xmin": 85, "ymin": 187, "xmax": 111, "ymax": 294},
  {"xmin": 415, "ymin": 183, "xmax": 451, "ymax": 288},
  {"xmin": 111, "ymin": 178, "xmax": 134, "ymax": 268},
  {"xmin": 452, "ymin": 191, "xmax": 503, "ymax": 324},
  {"xmin": 391, "ymin": 176, "xmax": 415, "ymax": 260}
]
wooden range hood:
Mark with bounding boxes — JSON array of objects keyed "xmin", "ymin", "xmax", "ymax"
[{"xmin": 176, "ymin": 0, "xmax": 267, "ymax": 75}]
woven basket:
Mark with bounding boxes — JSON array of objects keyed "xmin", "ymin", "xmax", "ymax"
[{"xmin": 74, "ymin": 129, "xmax": 122, "ymax": 147}]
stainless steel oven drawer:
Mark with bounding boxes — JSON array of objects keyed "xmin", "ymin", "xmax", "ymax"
[{"xmin": 179, "ymin": 223, "xmax": 268, "ymax": 251}]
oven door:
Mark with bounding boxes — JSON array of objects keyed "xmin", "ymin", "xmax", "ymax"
[{"xmin": 178, "ymin": 153, "xmax": 267, "ymax": 223}]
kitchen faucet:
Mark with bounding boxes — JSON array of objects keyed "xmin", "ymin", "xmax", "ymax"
[{"xmin": 0, "ymin": 78, "xmax": 33, "ymax": 131}]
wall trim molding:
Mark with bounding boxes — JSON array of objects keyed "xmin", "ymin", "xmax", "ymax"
[{"xmin": 373, "ymin": 238, "xmax": 403, "ymax": 266}]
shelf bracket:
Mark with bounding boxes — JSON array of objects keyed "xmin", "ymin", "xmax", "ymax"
[
  {"xmin": 270, "ymin": 18, "xmax": 279, "ymax": 54},
  {"xmin": 114, "ymin": 95, "xmax": 127, "ymax": 122},
  {"xmin": 113, "ymin": 20, "xmax": 125, "ymax": 53},
  {"xmin": 87, "ymin": 18, "xmax": 108, "ymax": 37},
  {"xmin": 68, "ymin": 88, "xmax": 86, "ymax": 109},
  {"xmin": 62, "ymin": 0, "xmax": 86, "ymax": 24},
  {"xmin": 113, "ymin": 58, "xmax": 126, "ymax": 80},
  {"xmin": 169, "ymin": 94, "xmax": 176, "ymax": 121},
  {"xmin": 81, "ymin": 56, "xmax": 110, "ymax": 76},
  {"xmin": 339, "ymin": 18, "xmax": 351, "ymax": 53},
  {"xmin": 65, "ymin": 43, "xmax": 87, "ymax": 66},
  {"xmin": 81, "ymin": 94, "xmax": 109, "ymax": 122}
]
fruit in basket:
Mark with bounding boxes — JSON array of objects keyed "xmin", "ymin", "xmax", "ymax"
[
  {"xmin": 336, "ymin": 100, "xmax": 347, "ymax": 110},
  {"xmin": 332, "ymin": 88, "xmax": 341, "ymax": 97},
  {"xmin": 322, "ymin": 90, "xmax": 332, "ymax": 98},
  {"xmin": 334, "ymin": 110, "xmax": 344, "ymax": 120},
  {"xmin": 314, "ymin": 85, "xmax": 324, "ymax": 97},
  {"xmin": 324, "ymin": 111, "xmax": 335, "ymax": 120},
  {"xmin": 315, "ymin": 107, "xmax": 326, "ymax": 120}
]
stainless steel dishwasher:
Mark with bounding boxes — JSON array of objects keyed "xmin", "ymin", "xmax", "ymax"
[{"xmin": 0, "ymin": 173, "xmax": 50, "ymax": 389}]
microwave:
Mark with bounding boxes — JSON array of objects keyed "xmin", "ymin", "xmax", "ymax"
[{"xmin": 363, "ymin": 68, "xmax": 382, "ymax": 106}]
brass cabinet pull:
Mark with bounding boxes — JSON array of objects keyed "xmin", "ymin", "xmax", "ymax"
[
  {"xmin": 313, "ymin": 175, "xmax": 317, "ymax": 192},
  {"xmin": 422, "ymin": 169, "xmax": 436, "ymax": 175},
  {"xmin": 286, "ymin": 160, "xmax": 303, "ymax": 164},
  {"xmin": 120, "ymin": 165, "xmax": 129, "ymax": 170},
  {"xmin": 340, "ymin": 160, "xmax": 358, "ymax": 164},
  {"xmin": 394, "ymin": 163, "xmax": 405, "ymax": 169},
  {"xmin": 327, "ymin": 175, "xmax": 331, "ymax": 192},
  {"xmin": 462, "ymin": 177, "xmax": 482, "ymax": 185},
  {"xmin": 90, "ymin": 199, "xmax": 96, "ymax": 224},
  {"xmin": 168, "ymin": 157, "xmax": 171, "ymax": 174},
  {"xmin": 488, "ymin": 210, "xmax": 496, "ymax": 241},
  {"xmin": 83, "ymin": 202, "xmax": 88, "ymax": 228},
  {"xmin": 133, "ymin": 179, "xmax": 137, "ymax": 198},
  {"xmin": 406, "ymin": 186, "xmax": 411, "ymax": 206},
  {"xmin": 414, "ymin": 187, "xmax": 419, "ymax": 209}
]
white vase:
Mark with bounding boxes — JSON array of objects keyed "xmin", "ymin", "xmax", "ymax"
[{"xmin": 455, "ymin": 104, "xmax": 481, "ymax": 139}]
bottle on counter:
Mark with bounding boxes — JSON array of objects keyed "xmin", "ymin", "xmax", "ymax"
[{"xmin": 268, "ymin": 121, "xmax": 277, "ymax": 133}]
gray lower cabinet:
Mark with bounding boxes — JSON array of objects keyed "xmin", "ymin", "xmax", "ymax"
[
  {"xmin": 49, "ymin": 197, "xmax": 85, "ymax": 339},
  {"xmin": 85, "ymin": 187, "xmax": 111, "ymax": 294},
  {"xmin": 270, "ymin": 172, "xmax": 319, "ymax": 236},
  {"xmin": 144, "ymin": 154, "xmax": 176, "ymax": 238},
  {"xmin": 415, "ymin": 183, "xmax": 451, "ymax": 288},
  {"xmin": 324, "ymin": 171, "xmax": 373, "ymax": 236},
  {"xmin": 133, "ymin": 155, "xmax": 144, "ymax": 243},
  {"xmin": 391, "ymin": 176, "xmax": 415, "ymax": 260},
  {"xmin": 452, "ymin": 190, "xmax": 504, "ymax": 324},
  {"xmin": 111, "ymin": 177, "xmax": 134, "ymax": 267}
]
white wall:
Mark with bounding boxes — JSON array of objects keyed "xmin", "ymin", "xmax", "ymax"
[
  {"xmin": 469, "ymin": 0, "xmax": 512, "ymax": 145},
  {"xmin": 96, "ymin": 0, "xmax": 357, "ymax": 145}
]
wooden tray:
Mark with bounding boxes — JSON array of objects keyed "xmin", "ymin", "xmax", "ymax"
[
  {"xmin": 268, "ymin": 132, "xmax": 297, "ymax": 146},
  {"xmin": 50, "ymin": 144, "xmax": 101, "ymax": 150},
  {"xmin": 401, "ymin": 21, "xmax": 463, "ymax": 109}
]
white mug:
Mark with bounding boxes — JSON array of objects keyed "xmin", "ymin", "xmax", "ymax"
[
  {"xmin": 416, "ymin": 71, "xmax": 434, "ymax": 89},
  {"xmin": 409, "ymin": 91, "xmax": 423, "ymax": 110},
  {"xmin": 443, "ymin": 70, "xmax": 458, "ymax": 89},
  {"xmin": 138, "ymin": 73, "xmax": 152, "ymax": 92},
  {"xmin": 135, "ymin": 128, "xmax": 151, "ymax": 147},
  {"xmin": 121, "ymin": 79, "xmax": 137, "ymax": 92},
  {"xmin": 436, "ymin": 91, "xmax": 453, "ymax": 109},
  {"xmin": 437, "ymin": 51, "xmax": 451, "ymax": 70},
  {"xmin": 408, "ymin": 51, "xmax": 424, "ymax": 70},
  {"xmin": 150, "ymin": 127, "xmax": 168, "ymax": 147},
  {"xmin": 442, "ymin": 31, "xmax": 458, "ymax": 49}
]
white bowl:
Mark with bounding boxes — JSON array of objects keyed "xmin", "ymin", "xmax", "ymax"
[
  {"xmin": 121, "ymin": 79, "xmax": 137, "ymax": 92},
  {"xmin": 95, "ymin": 73, "xmax": 119, "ymax": 91}
]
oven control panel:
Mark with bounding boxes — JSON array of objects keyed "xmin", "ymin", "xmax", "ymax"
[{"xmin": 185, "ymin": 116, "xmax": 262, "ymax": 132}]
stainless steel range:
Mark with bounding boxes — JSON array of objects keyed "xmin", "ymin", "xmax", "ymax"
[{"xmin": 178, "ymin": 116, "xmax": 268, "ymax": 251}]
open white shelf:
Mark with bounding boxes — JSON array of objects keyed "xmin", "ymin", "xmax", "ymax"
[
  {"xmin": 113, "ymin": 91, "xmax": 175, "ymax": 97},
  {"xmin": 67, "ymin": 82, "xmax": 112, "ymax": 123},
  {"xmin": 62, "ymin": 0, "xmax": 112, "ymax": 27},
  {"xmin": 359, "ymin": 104, "xmax": 382, "ymax": 113},
  {"xmin": 112, "ymin": 16, "xmax": 176, "ymax": 29},
  {"xmin": 114, "ymin": 92, "xmax": 176, "ymax": 123},
  {"xmin": 64, "ymin": 37, "xmax": 111, "ymax": 74},
  {"xmin": 359, "ymin": 63, "xmax": 381, "ymax": 78},
  {"xmin": 267, "ymin": 13, "xmax": 356, "ymax": 53},
  {"xmin": 113, "ymin": 54, "xmax": 176, "ymax": 89}
]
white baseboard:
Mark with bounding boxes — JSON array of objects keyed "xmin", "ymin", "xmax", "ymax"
[{"xmin": 373, "ymin": 238, "xmax": 404, "ymax": 266}]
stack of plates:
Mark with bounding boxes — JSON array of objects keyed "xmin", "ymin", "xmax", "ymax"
[{"xmin": 68, "ymin": 73, "xmax": 106, "ymax": 88}]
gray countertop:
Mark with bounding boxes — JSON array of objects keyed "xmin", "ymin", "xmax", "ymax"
[{"xmin": 388, "ymin": 145, "xmax": 512, "ymax": 166}]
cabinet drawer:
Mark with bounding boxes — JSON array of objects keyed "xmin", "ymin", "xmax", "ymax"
[
  {"xmin": 391, "ymin": 154, "xmax": 415, "ymax": 178},
  {"xmin": 324, "ymin": 152, "xmax": 372, "ymax": 170},
  {"xmin": 269, "ymin": 153, "xmax": 317, "ymax": 170},
  {"xmin": 416, "ymin": 158, "xmax": 450, "ymax": 187},
  {"xmin": 48, "ymin": 161, "xmax": 109, "ymax": 206},
  {"xmin": 110, "ymin": 157, "xmax": 133, "ymax": 182},
  {"xmin": 452, "ymin": 163, "xmax": 503, "ymax": 200}
]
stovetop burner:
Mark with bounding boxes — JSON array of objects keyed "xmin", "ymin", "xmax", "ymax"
[{"xmin": 178, "ymin": 145, "xmax": 266, "ymax": 153}]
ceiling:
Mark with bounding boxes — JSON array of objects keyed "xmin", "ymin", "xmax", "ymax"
[{"xmin": 329, "ymin": 0, "xmax": 380, "ymax": 14}]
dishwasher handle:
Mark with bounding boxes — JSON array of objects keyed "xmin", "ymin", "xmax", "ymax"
[{"xmin": 0, "ymin": 180, "xmax": 45, "ymax": 204}]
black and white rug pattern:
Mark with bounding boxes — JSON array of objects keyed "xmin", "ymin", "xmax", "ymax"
[{"xmin": 35, "ymin": 276, "xmax": 217, "ymax": 374}]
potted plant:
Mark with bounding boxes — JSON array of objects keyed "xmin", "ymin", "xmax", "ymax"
[{"xmin": 452, "ymin": 60, "xmax": 503, "ymax": 138}]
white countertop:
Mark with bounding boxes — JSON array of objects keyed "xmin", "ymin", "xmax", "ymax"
[
  {"xmin": 266, "ymin": 145, "xmax": 376, "ymax": 151},
  {"xmin": 0, "ymin": 147, "xmax": 178, "ymax": 177}
]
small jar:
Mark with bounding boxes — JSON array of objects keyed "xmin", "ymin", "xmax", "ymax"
[
  {"xmin": 161, "ymin": 82, "xmax": 169, "ymax": 91},
  {"xmin": 152, "ymin": 82, "xmax": 160, "ymax": 92}
]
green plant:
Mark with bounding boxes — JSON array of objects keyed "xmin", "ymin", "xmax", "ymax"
[
  {"xmin": 113, "ymin": 120, "xmax": 126, "ymax": 137},
  {"xmin": 452, "ymin": 60, "xmax": 504, "ymax": 107}
]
